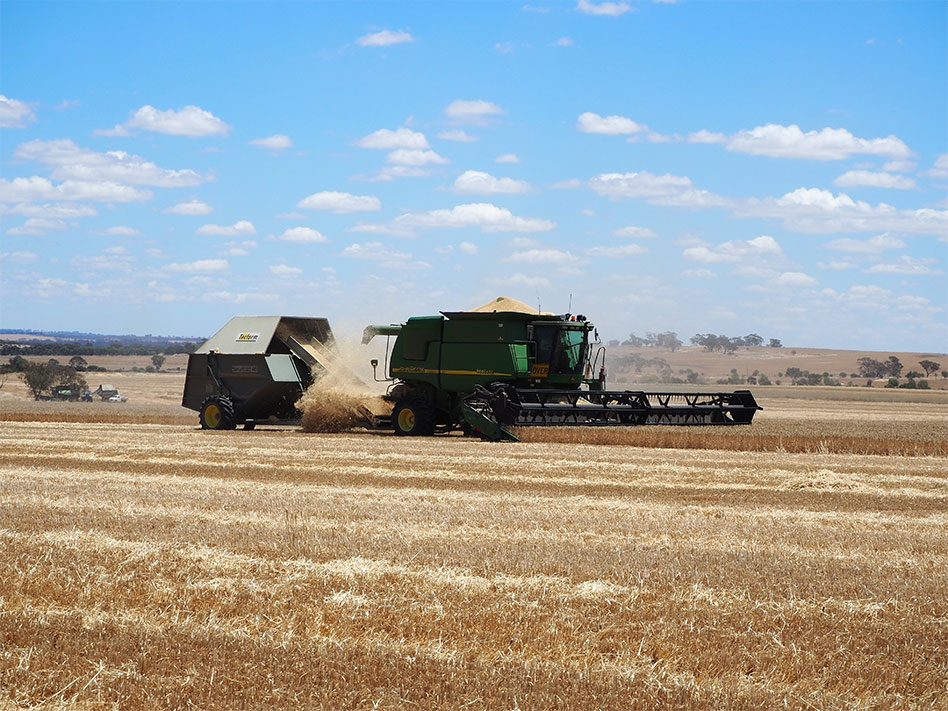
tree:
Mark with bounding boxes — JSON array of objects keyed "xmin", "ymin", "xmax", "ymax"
[
  {"xmin": 885, "ymin": 356, "xmax": 903, "ymax": 379},
  {"xmin": 857, "ymin": 357, "xmax": 887, "ymax": 379},
  {"xmin": 151, "ymin": 354, "xmax": 166, "ymax": 371},
  {"xmin": 6, "ymin": 355, "xmax": 28, "ymax": 372},
  {"xmin": 21, "ymin": 362, "xmax": 54, "ymax": 400},
  {"xmin": 919, "ymin": 359, "xmax": 940, "ymax": 377},
  {"xmin": 655, "ymin": 331, "xmax": 682, "ymax": 352},
  {"xmin": 743, "ymin": 333, "xmax": 764, "ymax": 348},
  {"xmin": 768, "ymin": 338, "xmax": 782, "ymax": 348},
  {"xmin": 69, "ymin": 355, "xmax": 88, "ymax": 371}
]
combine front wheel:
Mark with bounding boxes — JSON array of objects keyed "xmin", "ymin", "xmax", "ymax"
[
  {"xmin": 200, "ymin": 396, "xmax": 236, "ymax": 430},
  {"xmin": 392, "ymin": 397, "xmax": 436, "ymax": 436}
]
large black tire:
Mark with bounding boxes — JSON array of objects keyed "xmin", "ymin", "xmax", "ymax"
[
  {"xmin": 392, "ymin": 397, "xmax": 436, "ymax": 436},
  {"xmin": 199, "ymin": 396, "xmax": 236, "ymax": 430}
]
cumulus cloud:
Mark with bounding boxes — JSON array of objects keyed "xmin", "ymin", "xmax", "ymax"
[
  {"xmin": 495, "ymin": 153, "xmax": 521, "ymax": 164},
  {"xmin": 355, "ymin": 127, "xmax": 429, "ymax": 150},
  {"xmin": 249, "ymin": 134, "xmax": 293, "ymax": 151},
  {"xmin": 98, "ymin": 104, "xmax": 230, "ymax": 137},
  {"xmin": 298, "ymin": 191, "xmax": 381, "ymax": 212},
  {"xmin": 354, "ymin": 202, "xmax": 555, "ymax": 236},
  {"xmin": 0, "ymin": 176, "xmax": 151, "ymax": 203},
  {"xmin": 833, "ymin": 170, "xmax": 916, "ymax": 189},
  {"xmin": 96, "ymin": 226, "xmax": 140, "ymax": 236},
  {"xmin": 865, "ymin": 256, "xmax": 943, "ymax": 275},
  {"xmin": 0, "ymin": 95, "xmax": 35, "ymax": 128},
  {"xmin": 271, "ymin": 226, "xmax": 328, "ymax": 243},
  {"xmin": 924, "ymin": 153, "xmax": 948, "ymax": 178},
  {"xmin": 736, "ymin": 188, "xmax": 948, "ymax": 235},
  {"xmin": 219, "ymin": 240, "xmax": 258, "ymax": 256},
  {"xmin": 453, "ymin": 170, "xmax": 530, "ymax": 194},
  {"xmin": 164, "ymin": 200, "xmax": 213, "ymax": 215},
  {"xmin": 576, "ymin": 112, "xmax": 646, "ymax": 135},
  {"xmin": 445, "ymin": 99, "xmax": 505, "ymax": 124},
  {"xmin": 683, "ymin": 235, "xmax": 783, "ymax": 263},
  {"xmin": 824, "ymin": 234, "xmax": 906, "ymax": 253},
  {"xmin": 5, "ymin": 218, "xmax": 68, "ymax": 236},
  {"xmin": 458, "ymin": 241, "xmax": 478, "ymax": 255},
  {"xmin": 356, "ymin": 29, "xmax": 415, "ymax": 47},
  {"xmin": 341, "ymin": 241, "xmax": 431, "ymax": 269},
  {"xmin": 716, "ymin": 124, "xmax": 912, "ymax": 160},
  {"xmin": 584, "ymin": 244, "xmax": 646, "ymax": 257},
  {"xmin": 14, "ymin": 139, "xmax": 209, "ymax": 187},
  {"xmin": 589, "ymin": 171, "xmax": 729, "ymax": 207},
  {"xmin": 613, "ymin": 225, "xmax": 657, "ymax": 238},
  {"xmin": 386, "ymin": 148, "xmax": 448, "ymax": 166},
  {"xmin": 196, "ymin": 220, "xmax": 256, "ymax": 236},
  {"xmin": 504, "ymin": 248, "xmax": 575, "ymax": 264},
  {"xmin": 576, "ymin": 0, "xmax": 632, "ymax": 15},
  {"xmin": 554, "ymin": 37, "xmax": 574, "ymax": 47},
  {"xmin": 438, "ymin": 130, "xmax": 477, "ymax": 142},
  {"xmin": 773, "ymin": 271, "xmax": 818, "ymax": 287},
  {"xmin": 270, "ymin": 264, "xmax": 302, "ymax": 276},
  {"xmin": 166, "ymin": 259, "xmax": 228, "ymax": 273},
  {"xmin": 1, "ymin": 202, "xmax": 97, "ymax": 218}
]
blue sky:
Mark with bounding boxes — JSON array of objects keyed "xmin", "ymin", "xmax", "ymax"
[{"xmin": 1, "ymin": 0, "xmax": 946, "ymax": 350}]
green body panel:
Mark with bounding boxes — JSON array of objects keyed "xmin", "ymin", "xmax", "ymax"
[{"xmin": 387, "ymin": 311, "xmax": 594, "ymax": 403}]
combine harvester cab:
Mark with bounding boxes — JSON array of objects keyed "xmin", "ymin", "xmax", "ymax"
[
  {"xmin": 363, "ymin": 300, "xmax": 761, "ymax": 441},
  {"xmin": 182, "ymin": 316, "xmax": 352, "ymax": 430}
]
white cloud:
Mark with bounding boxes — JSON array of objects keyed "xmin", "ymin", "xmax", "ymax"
[
  {"xmin": 298, "ymin": 191, "xmax": 381, "ymax": 213},
  {"xmin": 249, "ymin": 134, "xmax": 293, "ymax": 151},
  {"xmin": 0, "ymin": 251, "xmax": 39, "ymax": 262},
  {"xmin": 865, "ymin": 256, "xmax": 943, "ymax": 275},
  {"xmin": 438, "ymin": 130, "xmax": 477, "ymax": 143},
  {"xmin": 203, "ymin": 291, "xmax": 279, "ymax": 304},
  {"xmin": 0, "ymin": 95, "xmax": 35, "ymax": 128},
  {"xmin": 6, "ymin": 218, "xmax": 68, "ymax": 236},
  {"xmin": 386, "ymin": 148, "xmax": 448, "ymax": 166},
  {"xmin": 584, "ymin": 244, "xmax": 646, "ymax": 257},
  {"xmin": 364, "ymin": 166, "xmax": 432, "ymax": 181},
  {"xmin": 0, "ymin": 176, "xmax": 151, "ymax": 203},
  {"xmin": 924, "ymin": 153, "xmax": 948, "ymax": 178},
  {"xmin": 505, "ymin": 248, "xmax": 575, "ymax": 264},
  {"xmin": 589, "ymin": 171, "xmax": 728, "ymax": 207},
  {"xmin": 508, "ymin": 237, "xmax": 540, "ymax": 248},
  {"xmin": 355, "ymin": 127, "xmax": 429, "ymax": 150},
  {"xmin": 1, "ymin": 202, "xmax": 97, "ymax": 218},
  {"xmin": 682, "ymin": 269, "xmax": 715, "ymax": 278},
  {"xmin": 164, "ymin": 200, "xmax": 213, "ymax": 215},
  {"xmin": 773, "ymin": 271, "xmax": 818, "ymax": 287},
  {"xmin": 270, "ymin": 264, "xmax": 302, "ymax": 276},
  {"xmin": 341, "ymin": 241, "xmax": 431, "ymax": 269},
  {"xmin": 361, "ymin": 202, "xmax": 555, "ymax": 235},
  {"xmin": 453, "ymin": 170, "xmax": 530, "ymax": 195},
  {"xmin": 687, "ymin": 130, "xmax": 727, "ymax": 144},
  {"xmin": 613, "ymin": 225, "xmax": 657, "ymax": 238},
  {"xmin": 15, "ymin": 139, "xmax": 209, "ymax": 187},
  {"xmin": 99, "ymin": 105, "xmax": 229, "ymax": 137},
  {"xmin": 219, "ymin": 240, "xmax": 258, "ymax": 256},
  {"xmin": 737, "ymin": 188, "xmax": 948, "ymax": 234},
  {"xmin": 98, "ymin": 226, "xmax": 140, "ymax": 236},
  {"xmin": 445, "ymin": 99, "xmax": 505, "ymax": 124},
  {"xmin": 554, "ymin": 37, "xmax": 574, "ymax": 47},
  {"xmin": 272, "ymin": 226, "xmax": 328, "ymax": 243},
  {"xmin": 683, "ymin": 235, "xmax": 783, "ymax": 263},
  {"xmin": 458, "ymin": 241, "xmax": 478, "ymax": 255},
  {"xmin": 833, "ymin": 170, "xmax": 916, "ymax": 190},
  {"xmin": 166, "ymin": 259, "xmax": 228, "ymax": 273},
  {"xmin": 721, "ymin": 124, "xmax": 912, "ymax": 160},
  {"xmin": 825, "ymin": 233, "xmax": 906, "ymax": 253},
  {"xmin": 196, "ymin": 220, "xmax": 256, "ymax": 236},
  {"xmin": 552, "ymin": 178, "xmax": 581, "ymax": 189},
  {"xmin": 495, "ymin": 41, "xmax": 515, "ymax": 54},
  {"xmin": 576, "ymin": 0, "xmax": 632, "ymax": 15},
  {"xmin": 504, "ymin": 273, "xmax": 551, "ymax": 288},
  {"xmin": 816, "ymin": 260, "xmax": 858, "ymax": 271},
  {"xmin": 883, "ymin": 159, "xmax": 916, "ymax": 173},
  {"xmin": 356, "ymin": 29, "xmax": 415, "ymax": 47},
  {"xmin": 577, "ymin": 112, "xmax": 646, "ymax": 135},
  {"xmin": 495, "ymin": 153, "xmax": 521, "ymax": 164}
]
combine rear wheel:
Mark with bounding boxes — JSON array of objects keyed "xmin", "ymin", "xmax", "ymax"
[
  {"xmin": 392, "ymin": 397, "xmax": 436, "ymax": 436},
  {"xmin": 200, "ymin": 396, "xmax": 236, "ymax": 430}
]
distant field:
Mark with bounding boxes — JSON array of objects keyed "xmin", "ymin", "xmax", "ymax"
[{"xmin": 1, "ymin": 354, "xmax": 946, "ymax": 708}]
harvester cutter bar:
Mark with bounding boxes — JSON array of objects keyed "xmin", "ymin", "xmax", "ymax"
[{"xmin": 513, "ymin": 389, "xmax": 760, "ymax": 426}]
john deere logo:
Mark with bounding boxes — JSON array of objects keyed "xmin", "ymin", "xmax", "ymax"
[{"xmin": 236, "ymin": 333, "xmax": 259, "ymax": 342}]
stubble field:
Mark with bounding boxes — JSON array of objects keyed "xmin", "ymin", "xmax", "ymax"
[{"xmin": 0, "ymin": 375, "xmax": 946, "ymax": 709}]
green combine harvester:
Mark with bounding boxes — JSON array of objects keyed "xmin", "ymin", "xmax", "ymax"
[{"xmin": 362, "ymin": 302, "xmax": 760, "ymax": 441}]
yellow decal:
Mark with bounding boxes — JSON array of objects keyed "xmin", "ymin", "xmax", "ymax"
[
  {"xmin": 530, "ymin": 364, "xmax": 550, "ymax": 378},
  {"xmin": 235, "ymin": 332, "xmax": 259, "ymax": 342},
  {"xmin": 392, "ymin": 367, "xmax": 513, "ymax": 377}
]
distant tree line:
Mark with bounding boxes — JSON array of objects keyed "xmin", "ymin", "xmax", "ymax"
[
  {"xmin": 0, "ymin": 341, "xmax": 200, "ymax": 357},
  {"xmin": 610, "ymin": 332, "xmax": 783, "ymax": 353}
]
